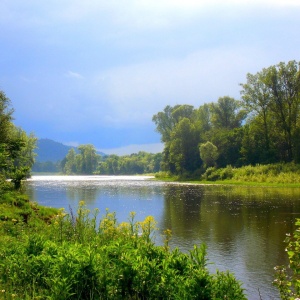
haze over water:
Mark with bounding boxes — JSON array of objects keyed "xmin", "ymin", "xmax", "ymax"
[{"xmin": 26, "ymin": 175, "xmax": 300, "ymax": 299}]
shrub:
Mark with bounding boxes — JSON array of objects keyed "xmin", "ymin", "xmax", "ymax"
[
  {"xmin": 0, "ymin": 202, "xmax": 246, "ymax": 299},
  {"xmin": 274, "ymin": 218, "xmax": 300, "ymax": 299}
]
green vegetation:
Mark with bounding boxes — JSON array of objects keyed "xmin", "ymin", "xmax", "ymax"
[
  {"xmin": 201, "ymin": 163, "xmax": 300, "ymax": 185},
  {"xmin": 153, "ymin": 60, "xmax": 300, "ymax": 178},
  {"xmin": 96, "ymin": 152, "xmax": 162, "ymax": 175},
  {"xmin": 0, "ymin": 201, "xmax": 246, "ymax": 299},
  {"xmin": 274, "ymin": 218, "xmax": 300, "ymax": 299},
  {"xmin": 61, "ymin": 148, "xmax": 162, "ymax": 175},
  {"xmin": 0, "ymin": 91, "xmax": 37, "ymax": 189}
]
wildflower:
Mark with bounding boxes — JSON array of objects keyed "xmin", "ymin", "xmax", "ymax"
[{"xmin": 1, "ymin": 290, "xmax": 5, "ymax": 293}]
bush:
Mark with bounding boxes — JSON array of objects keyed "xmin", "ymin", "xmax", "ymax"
[
  {"xmin": 274, "ymin": 218, "xmax": 300, "ymax": 299},
  {"xmin": 0, "ymin": 202, "xmax": 246, "ymax": 299}
]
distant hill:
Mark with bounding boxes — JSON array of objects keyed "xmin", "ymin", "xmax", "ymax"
[{"xmin": 34, "ymin": 139, "xmax": 105, "ymax": 162}]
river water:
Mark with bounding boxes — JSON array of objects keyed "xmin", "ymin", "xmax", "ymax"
[{"xmin": 25, "ymin": 175, "xmax": 300, "ymax": 299}]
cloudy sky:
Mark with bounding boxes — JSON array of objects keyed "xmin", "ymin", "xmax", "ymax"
[{"xmin": 1, "ymin": 0, "xmax": 300, "ymax": 154}]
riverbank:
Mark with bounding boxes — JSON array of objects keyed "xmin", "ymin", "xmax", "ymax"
[{"xmin": 155, "ymin": 163, "xmax": 300, "ymax": 188}]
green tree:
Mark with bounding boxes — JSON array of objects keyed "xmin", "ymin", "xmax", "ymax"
[
  {"xmin": 0, "ymin": 91, "xmax": 14, "ymax": 143},
  {"xmin": 196, "ymin": 103, "xmax": 212, "ymax": 134},
  {"xmin": 240, "ymin": 70, "xmax": 272, "ymax": 157},
  {"xmin": 265, "ymin": 61, "xmax": 300, "ymax": 161},
  {"xmin": 77, "ymin": 144, "xmax": 99, "ymax": 174},
  {"xmin": 152, "ymin": 105, "xmax": 177, "ymax": 143},
  {"xmin": 240, "ymin": 60, "xmax": 300, "ymax": 162},
  {"xmin": 64, "ymin": 148, "xmax": 77, "ymax": 174},
  {"xmin": 199, "ymin": 141, "xmax": 219, "ymax": 168},
  {"xmin": 169, "ymin": 118, "xmax": 201, "ymax": 175},
  {"xmin": 0, "ymin": 91, "xmax": 37, "ymax": 189},
  {"xmin": 211, "ymin": 96, "xmax": 247, "ymax": 129}
]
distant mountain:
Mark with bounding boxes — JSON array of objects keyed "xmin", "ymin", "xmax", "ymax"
[{"xmin": 34, "ymin": 139, "xmax": 105, "ymax": 162}]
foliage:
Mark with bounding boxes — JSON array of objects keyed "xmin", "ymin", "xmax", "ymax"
[
  {"xmin": 61, "ymin": 145, "xmax": 100, "ymax": 175},
  {"xmin": 0, "ymin": 91, "xmax": 37, "ymax": 190},
  {"xmin": 202, "ymin": 163, "xmax": 300, "ymax": 184},
  {"xmin": 241, "ymin": 60, "xmax": 300, "ymax": 163},
  {"xmin": 61, "ymin": 147, "xmax": 162, "ymax": 176},
  {"xmin": 274, "ymin": 218, "xmax": 300, "ymax": 299},
  {"xmin": 199, "ymin": 141, "xmax": 219, "ymax": 168},
  {"xmin": 96, "ymin": 152, "xmax": 162, "ymax": 175},
  {"xmin": 0, "ymin": 201, "xmax": 246, "ymax": 299}
]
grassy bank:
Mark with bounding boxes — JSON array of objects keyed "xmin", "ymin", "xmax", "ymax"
[
  {"xmin": 155, "ymin": 163, "xmax": 300, "ymax": 187},
  {"xmin": 0, "ymin": 192, "xmax": 246, "ymax": 299}
]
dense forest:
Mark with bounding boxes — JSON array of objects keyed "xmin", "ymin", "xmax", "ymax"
[{"xmin": 152, "ymin": 60, "xmax": 300, "ymax": 177}]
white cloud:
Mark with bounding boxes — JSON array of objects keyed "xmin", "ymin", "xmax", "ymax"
[
  {"xmin": 65, "ymin": 71, "xmax": 84, "ymax": 79},
  {"xmin": 96, "ymin": 46, "xmax": 275, "ymax": 114}
]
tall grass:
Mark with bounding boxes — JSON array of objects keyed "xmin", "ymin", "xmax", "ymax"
[
  {"xmin": 0, "ymin": 201, "xmax": 246, "ymax": 300},
  {"xmin": 202, "ymin": 162, "xmax": 300, "ymax": 184}
]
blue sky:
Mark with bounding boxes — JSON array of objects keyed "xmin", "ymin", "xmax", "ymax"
[{"xmin": 1, "ymin": 0, "xmax": 300, "ymax": 154}]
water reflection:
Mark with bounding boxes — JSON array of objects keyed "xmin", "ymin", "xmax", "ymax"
[
  {"xmin": 25, "ymin": 176, "xmax": 300, "ymax": 300},
  {"xmin": 161, "ymin": 185, "xmax": 300, "ymax": 299}
]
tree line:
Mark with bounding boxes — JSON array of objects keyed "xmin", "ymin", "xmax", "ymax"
[
  {"xmin": 61, "ymin": 146, "xmax": 162, "ymax": 175},
  {"xmin": 153, "ymin": 60, "xmax": 300, "ymax": 177}
]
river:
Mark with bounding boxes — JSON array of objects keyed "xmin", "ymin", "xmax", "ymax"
[{"xmin": 25, "ymin": 175, "xmax": 300, "ymax": 299}]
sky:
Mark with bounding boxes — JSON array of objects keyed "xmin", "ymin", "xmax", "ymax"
[{"xmin": 1, "ymin": 0, "xmax": 300, "ymax": 155}]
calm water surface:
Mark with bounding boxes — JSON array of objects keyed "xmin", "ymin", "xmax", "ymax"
[{"xmin": 25, "ymin": 175, "xmax": 300, "ymax": 300}]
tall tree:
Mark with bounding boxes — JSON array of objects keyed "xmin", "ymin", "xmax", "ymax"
[
  {"xmin": 64, "ymin": 148, "xmax": 77, "ymax": 174},
  {"xmin": 152, "ymin": 105, "xmax": 177, "ymax": 143},
  {"xmin": 240, "ymin": 70, "xmax": 272, "ymax": 155},
  {"xmin": 265, "ymin": 61, "xmax": 300, "ymax": 161},
  {"xmin": 211, "ymin": 96, "xmax": 247, "ymax": 129},
  {"xmin": 77, "ymin": 144, "xmax": 99, "ymax": 174},
  {"xmin": 168, "ymin": 118, "xmax": 201, "ymax": 175},
  {"xmin": 241, "ymin": 60, "xmax": 300, "ymax": 162}
]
